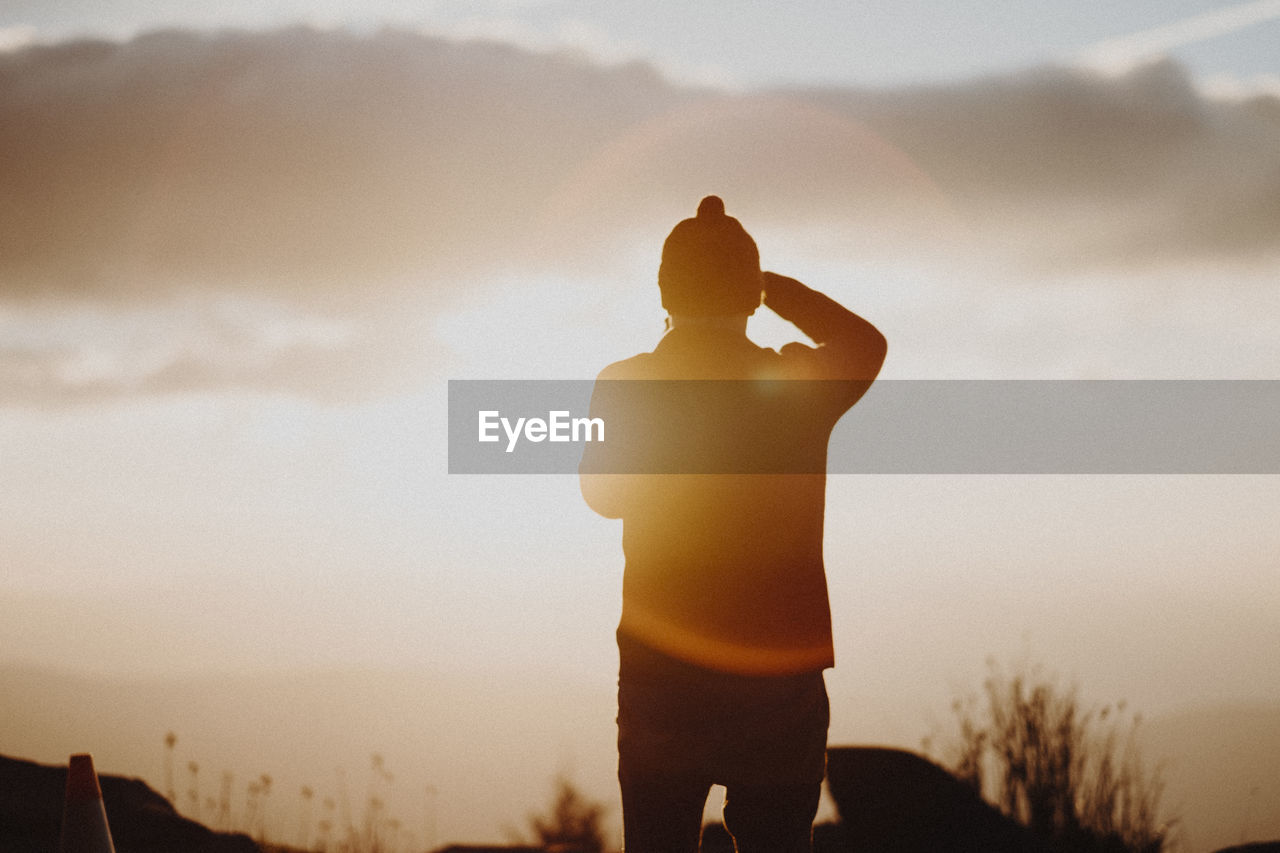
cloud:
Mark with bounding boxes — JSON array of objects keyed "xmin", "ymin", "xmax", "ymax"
[
  {"xmin": 2, "ymin": 26, "xmax": 1278, "ymax": 400},
  {"xmin": 0, "ymin": 27, "xmax": 684, "ymax": 401},
  {"xmin": 0, "ymin": 294, "xmax": 397, "ymax": 406},
  {"xmin": 0, "ymin": 27, "xmax": 684, "ymax": 301},
  {"xmin": 800, "ymin": 59, "xmax": 1280, "ymax": 268},
  {"xmin": 421, "ymin": 15, "xmax": 738, "ymax": 89}
]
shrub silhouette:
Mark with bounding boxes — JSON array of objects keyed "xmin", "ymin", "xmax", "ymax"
[
  {"xmin": 526, "ymin": 776, "xmax": 607, "ymax": 853},
  {"xmin": 932, "ymin": 659, "xmax": 1173, "ymax": 853}
]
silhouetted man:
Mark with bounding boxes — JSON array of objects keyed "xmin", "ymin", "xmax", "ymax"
[{"xmin": 580, "ymin": 196, "xmax": 886, "ymax": 852}]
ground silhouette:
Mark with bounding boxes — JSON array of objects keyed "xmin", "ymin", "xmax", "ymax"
[
  {"xmin": 4, "ymin": 748, "xmax": 1274, "ymax": 852},
  {"xmin": 0, "ymin": 753, "xmax": 257, "ymax": 853}
]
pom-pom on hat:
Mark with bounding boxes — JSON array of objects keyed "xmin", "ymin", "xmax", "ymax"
[{"xmin": 658, "ymin": 196, "xmax": 762, "ymax": 316}]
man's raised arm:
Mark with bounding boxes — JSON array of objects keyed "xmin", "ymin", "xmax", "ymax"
[{"xmin": 763, "ymin": 271, "xmax": 887, "ymax": 382}]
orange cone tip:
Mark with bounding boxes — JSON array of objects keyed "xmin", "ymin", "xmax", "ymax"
[{"xmin": 59, "ymin": 754, "xmax": 117, "ymax": 853}]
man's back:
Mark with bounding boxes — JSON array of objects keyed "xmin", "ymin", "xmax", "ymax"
[{"xmin": 583, "ymin": 323, "xmax": 856, "ymax": 674}]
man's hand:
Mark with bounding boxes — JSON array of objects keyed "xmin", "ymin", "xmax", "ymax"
[{"xmin": 761, "ymin": 271, "xmax": 801, "ymax": 305}]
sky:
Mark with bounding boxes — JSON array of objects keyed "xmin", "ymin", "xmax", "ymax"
[{"xmin": 2, "ymin": 1, "xmax": 1279, "ymax": 850}]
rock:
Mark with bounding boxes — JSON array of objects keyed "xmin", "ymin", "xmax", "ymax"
[{"xmin": 825, "ymin": 746, "xmax": 1048, "ymax": 852}]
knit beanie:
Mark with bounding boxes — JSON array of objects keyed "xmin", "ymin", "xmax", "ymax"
[{"xmin": 658, "ymin": 196, "xmax": 762, "ymax": 316}]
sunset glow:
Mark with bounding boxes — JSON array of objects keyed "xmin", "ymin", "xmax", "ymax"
[{"xmin": 3, "ymin": 3, "xmax": 1279, "ymax": 851}]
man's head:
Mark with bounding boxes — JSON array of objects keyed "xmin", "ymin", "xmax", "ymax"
[{"xmin": 658, "ymin": 196, "xmax": 762, "ymax": 316}]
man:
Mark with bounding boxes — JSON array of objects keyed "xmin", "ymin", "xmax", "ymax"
[{"xmin": 580, "ymin": 196, "xmax": 886, "ymax": 852}]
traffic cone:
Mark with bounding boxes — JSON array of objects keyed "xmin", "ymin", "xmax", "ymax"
[{"xmin": 59, "ymin": 753, "xmax": 117, "ymax": 853}]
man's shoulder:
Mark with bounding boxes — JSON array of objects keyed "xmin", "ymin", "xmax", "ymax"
[
  {"xmin": 595, "ymin": 352, "xmax": 655, "ymax": 381},
  {"xmin": 766, "ymin": 341, "xmax": 827, "ymax": 379},
  {"xmin": 595, "ymin": 337, "xmax": 823, "ymax": 381},
  {"xmin": 775, "ymin": 340, "xmax": 878, "ymax": 383}
]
